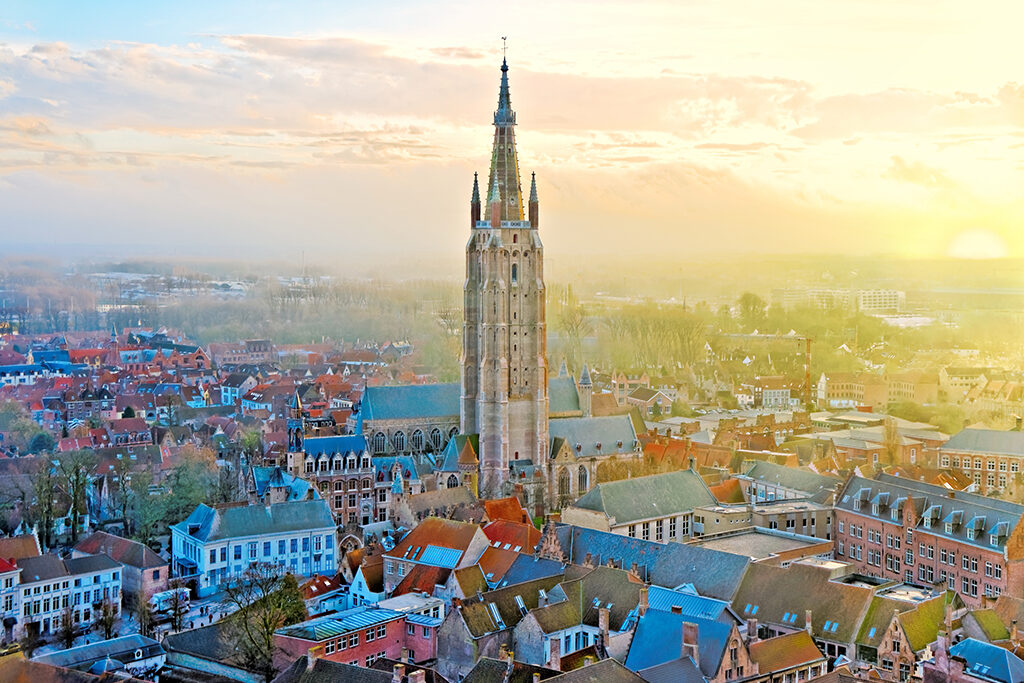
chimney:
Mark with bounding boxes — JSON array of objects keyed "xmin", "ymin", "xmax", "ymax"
[
  {"xmin": 306, "ymin": 645, "xmax": 321, "ymax": 672},
  {"xmin": 401, "ymin": 647, "xmax": 410, "ymax": 663},
  {"xmin": 638, "ymin": 585, "xmax": 649, "ymax": 617},
  {"xmin": 533, "ymin": 675, "xmax": 541, "ymax": 683},
  {"xmin": 549, "ymin": 637, "xmax": 562, "ymax": 671},
  {"xmin": 583, "ymin": 656, "xmax": 595, "ymax": 666},
  {"xmin": 689, "ymin": 456, "xmax": 697, "ymax": 472},
  {"xmin": 506, "ymin": 648, "xmax": 515, "ymax": 675},
  {"xmin": 746, "ymin": 617, "xmax": 758, "ymax": 644},
  {"xmin": 599, "ymin": 606, "xmax": 610, "ymax": 643},
  {"xmin": 409, "ymin": 671, "xmax": 426, "ymax": 683},
  {"xmin": 1013, "ymin": 620, "xmax": 1019, "ymax": 643},
  {"xmin": 935, "ymin": 630, "xmax": 950, "ymax": 673},
  {"xmin": 805, "ymin": 609, "xmax": 812, "ymax": 635},
  {"xmin": 392, "ymin": 663, "xmax": 406, "ymax": 683},
  {"xmin": 538, "ymin": 588, "xmax": 548, "ymax": 607},
  {"xmin": 682, "ymin": 622, "xmax": 699, "ymax": 667}
]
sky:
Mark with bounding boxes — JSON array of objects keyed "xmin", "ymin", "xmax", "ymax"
[{"xmin": 1, "ymin": 1, "xmax": 1022, "ymax": 267}]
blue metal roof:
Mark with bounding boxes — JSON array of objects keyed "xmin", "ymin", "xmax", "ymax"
[
  {"xmin": 418, "ymin": 545, "xmax": 462, "ymax": 569},
  {"xmin": 404, "ymin": 613, "xmax": 443, "ymax": 627},
  {"xmin": 276, "ymin": 607, "xmax": 404, "ymax": 641},
  {"xmin": 624, "ymin": 611, "xmax": 729, "ymax": 677},
  {"xmin": 647, "ymin": 586, "xmax": 730, "ymax": 622}
]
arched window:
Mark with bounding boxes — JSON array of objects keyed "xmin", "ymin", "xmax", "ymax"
[
  {"xmin": 334, "ymin": 481, "xmax": 344, "ymax": 491},
  {"xmin": 362, "ymin": 479, "xmax": 371, "ymax": 489},
  {"xmin": 447, "ymin": 474, "xmax": 459, "ymax": 489},
  {"xmin": 411, "ymin": 429, "xmax": 425, "ymax": 452},
  {"xmin": 430, "ymin": 428, "xmax": 442, "ymax": 450},
  {"xmin": 347, "ymin": 456, "xmax": 356, "ymax": 470},
  {"xmin": 348, "ymin": 480, "xmax": 358, "ymax": 490},
  {"xmin": 372, "ymin": 432, "xmax": 387, "ymax": 453},
  {"xmin": 511, "ymin": 263, "xmax": 518, "ymax": 284},
  {"xmin": 333, "ymin": 458, "xmax": 341, "ymax": 470},
  {"xmin": 393, "ymin": 431, "xmax": 406, "ymax": 452},
  {"xmin": 558, "ymin": 468, "xmax": 570, "ymax": 498},
  {"xmin": 449, "ymin": 426, "xmax": 459, "ymax": 439},
  {"xmin": 578, "ymin": 465, "xmax": 589, "ymax": 493}
]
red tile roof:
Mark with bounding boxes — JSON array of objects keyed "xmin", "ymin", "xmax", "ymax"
[
  {"xmin": 483, "ymin": 520, "xmax": 541, "ymax": 551},
  {"xmin": 483, "ymin": 497, "xmax": 531, "ymax": 524},
  {"xmin": 392, "ymin": 563, "xmax": 451, "ymax": 597}
]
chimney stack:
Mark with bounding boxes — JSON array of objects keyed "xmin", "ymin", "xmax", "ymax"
[
  {"xmin": 533, "ymin": 674, "xmax": 541, "ymax": 683},
  {"xmin": 638, "ymin": 585, "xmax": 649, "ymax": 617},
  {"xmin": 401, "ymin": 647, "xmax": 410, "ymax": 663},
  {"xmin": 689, "ymin": 456, "xmax": 697, "ymax": 472},
  {"xmin": 599, "ymin": 606, "xmax": 610, "ymax": 644},
  {"xmin": 409, "ymin": 671, "xmax": 426, "ymax": 683},
  {"xmin": 805, "ymin": 609, "xmax": 813, "ymax": 635},
  {"xmin": 549, "ymin": 637, "xmax": 562, "ymax": 671},
  {"xmin": 392, "ymin": 663, "xmax": 406, "ymax": 683},
  {"xmin": 682, "ymin": 622, "xmax": 699, "ymax": 667},
  {"xmin": 746, "ymin": 617, "xmax": 758, "ymax": 644},
  {"xmin": 1013, "ymin": 620, "xmax": 1019, "ymax": 643}
]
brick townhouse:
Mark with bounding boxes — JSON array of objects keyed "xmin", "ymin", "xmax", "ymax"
[{"xmin": 833, "ymin": 473, "xmax": 1024, "ymax": 608}]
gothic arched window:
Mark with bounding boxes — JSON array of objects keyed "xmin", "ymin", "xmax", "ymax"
[
  {"xmin": 372, "ymin": 432, "xmax": 387, "ymax": 453},
  {"xmin": 430, "ymin": 428, "xmax": 442, "ymax": 450},
  {"xmin": 449, "ymin": 426, "xmax": 459, "ymax": 439},
  {"xmin": 558, "ymin": 468, "xmax": 570, "ymax": 498},
  {"xmin": 393, "ymin": 431, "xmax": 406, "ymax": 452},
  {"xmin": 447, "ymin": 474, "xmax": 459, "ymax": 489},
  {"xmin": 578, "ymin": 465, "xmax": 589, "ymax": 493},
  {"xmin": 411, "ymin": 429, "xmax": 425, "ymax": 452}
]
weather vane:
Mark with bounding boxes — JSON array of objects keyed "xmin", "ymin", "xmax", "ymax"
[{"xmin": 502, "ymin": 36, "xmax": 507, "ymax": 59}]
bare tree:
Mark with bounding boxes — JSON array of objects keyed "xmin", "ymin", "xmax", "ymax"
[
  {"xmin": 56, "ymin": 449, "xmax": 97, "ymax": 544},
  {"xmin": 221, "ymin": 563, "xmax": 308, "ymax": 682},
  {"xmin": 97, "ymin": 598, "xmax": 118, "ymax": 640},
  {"xmin": 168, "ymin": 580, "xmax": 188, "ymax": 632},
  {"xmin": 883, "ymin": 416, "xmax": 901, "ymax": 466},
  {"xmin": 58, "ymin": 605, "xmax": 77, "ymax": 649}
]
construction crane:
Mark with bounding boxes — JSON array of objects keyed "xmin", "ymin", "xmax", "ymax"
[{"xmin": 716, "ymin": 332, "xmax": 814, "ymax": 406}]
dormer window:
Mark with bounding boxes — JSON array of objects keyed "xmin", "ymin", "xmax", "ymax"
[
  {"xmin": 872, "ymin": 503, "xmax": 879, "ymax": 516},
  {"xmin": 945, "ymin": 523, "xmax": 953, "ymax": 534},
  {"xmin": 923, "ymin": 517, "xmax": 931, "ymax": 528},
  {"xmin": 891, "ymin": 509, "xmax": 900, "ymax": 522},
  {"xmin": 991, "ymin": 534, "xmax": 999, "ymax": 547},
  {"xmin": 966, "ymin": 529, "xmax": 975, "ymax": 541}
]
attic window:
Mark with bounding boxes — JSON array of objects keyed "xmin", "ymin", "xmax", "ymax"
[
  {"xmin": 575, "ymin": 443, "xmax": 582, "ymax": 451},
  {"xmin": 595, "ymin": 443, "xmax": 602, "ymax": 450},
  {"xmin": 617, "ymin": 441, "xmax": 623, "ymax": 448}
]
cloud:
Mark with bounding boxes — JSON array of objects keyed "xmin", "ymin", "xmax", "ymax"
[{"xmin": 885, "ymin": 155, "xmax": 956, "ymax": 191}]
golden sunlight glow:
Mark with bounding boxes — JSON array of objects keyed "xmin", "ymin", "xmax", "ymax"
[{"xmin": 947, "ymin": 228, "xmax": 1010, "ymax": 260}]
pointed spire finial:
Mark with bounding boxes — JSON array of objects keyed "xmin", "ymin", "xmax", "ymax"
[
  {"xmin": 529, "ymin": 172, "xmax": 538, "ymax": 203},
  {"xmin": 580, "ymin": 363, "xmax": 592, "ymax": 386},
  {"xmin": 471, "ymin": 172, "xmax": 480, "ymax": 204},
  {"xmin": 489, "ymin": 167, "xmax": 501, "ymax": 204}
]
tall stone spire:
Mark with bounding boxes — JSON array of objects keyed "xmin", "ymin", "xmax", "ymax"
[
  {"xmin": 470, "ymin": 172, "xmax": 481, "ymax": 227},
  {"xmin": 486, "ymin": 58, "xmax": 524, "ymax": 222},
  {"xmin": 528, "ymin": 172, "xmax": 539, "ymax": 228}
]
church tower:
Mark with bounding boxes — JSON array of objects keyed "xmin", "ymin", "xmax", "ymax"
[{"xmin": 461, "ymin": 57, "xmax": 549, "ymax": 500}]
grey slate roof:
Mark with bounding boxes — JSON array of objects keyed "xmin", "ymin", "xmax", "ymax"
[
  {"xmin": 303, "ymin": 434, "xmax": 368, "ymax": 457},
  {"xmin": 548, "ymin": 415, "xmax": 638, "ymax": 458},
  {"xmin": 942, "ymin": 428, "xmax": 1024, "ymax": 456},
  {"xmin": 361, "ymin": 383, "xmax": 461, "ymax": 421},
  {"xmin": 35, "ymin": 634, "xmax": 163, "ymax": 670},
  {"xmin": 18, "ymin": 553, "xmax": 70, "ymax": 583},
  {"xmin": 64, "ymin": 553, "xmax": 120, "ymax": 575},
  {"xmin": 495, "ymin": 554, "xmax": 566, "ymax": 588},
  {"xmin": 625, "ymin": 610, "xmax": 730, "ymax": 678},
  {"xmin": 549, "ymin": 376, "xmax": 581, "ymax": 414},
  {"xmin": 251, "ymin": 466, "xmax": 317, "ymax": 501},
  {"xmin": 837, "ymin": 473, "xmax": 1023, "ymax": 551},
  {"xmin": 569, "ymin": 470, "xmax": 715, "ymax": 525},
  {"xmin": 742, "ymin": 461, "xmax": 841, "ymax": 497},
  {"xmin": 173, "ymin": 499, "xmax": 335, "ymax": 542},
  {"xmin": 272, "ymin": 656, "xmax": 392, "ymax": 683},
  {"xmin": 552, "ymin": 525, "xmax": 750, "ymax": 601},
  {"xmin": 949, "ymin": 638, "xmax": 1024, "ymax": 683}
]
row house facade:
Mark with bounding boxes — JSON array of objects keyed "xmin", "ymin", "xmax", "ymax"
[
  {"xmin": 288, "ymin": 434, "xmax": 391, "ymax": 527},
  {"xmin": 833, "ymin": 473, "xmax": 1024, "ymax": 608},
  {"xmin": 939, "ymin": 428, "xmax": 1024, "ymax": 494},
  {"xmin": 171, "ymin": 499, "xmax": 337, "ymax": 598},
  {"xmin": 15, "ymin": 553, "xmax": 123, "ymax": 640}
]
